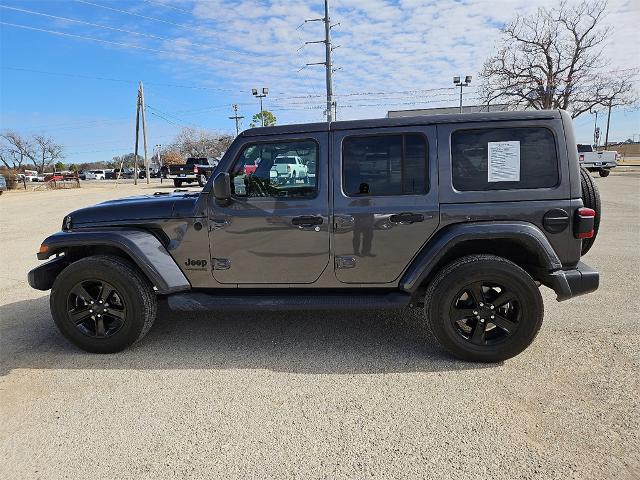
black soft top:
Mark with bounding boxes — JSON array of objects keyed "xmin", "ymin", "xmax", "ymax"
[{"xmin": 241, "ymin": 109, "xmax": 562, "ymax": 137}]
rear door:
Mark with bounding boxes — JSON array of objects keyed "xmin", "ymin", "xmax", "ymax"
[
  {"xmin": 332, "ymin": 126, "xmax": 439, "ymax": 283},
  {"xmin": 208, "ymin": 133, "xmax": 329, "ymax": 284}
]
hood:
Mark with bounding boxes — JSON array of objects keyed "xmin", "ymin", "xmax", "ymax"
[{"xmin": 70, "ymin": 192, "xmax": 200, "ymax": 225}]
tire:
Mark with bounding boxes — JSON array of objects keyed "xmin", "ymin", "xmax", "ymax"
[
  {"xmin": 424, "ymin": 254, "xmax": 544, "ymax": 362},
  {"xmin": 580, "ymin": 166, "xmax": 601, "ymax": 255},
  {"xmin": 197, "ymin": 173, "xmax": 207, "ymax": 187},
  {"xmin": 598, "ymin": 169, "xmax": 610, "ymax": 177},
  {"xmin": 50, "ymin": 255, "xmax": 157, "ymax": 353},
  {"xmin": 173, "ymin": 179, "xmax": 183, "ymax": 188}
]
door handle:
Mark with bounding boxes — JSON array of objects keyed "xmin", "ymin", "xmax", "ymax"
[
  {"xmin": 390, "ymin": 212, "xmax": 424, "ymax": 224},
  {"xmin": 292, "ymin": 216, "xmax": 323, "ymax": 227}
]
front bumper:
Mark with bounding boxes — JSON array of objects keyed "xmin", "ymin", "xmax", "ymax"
[
  {"xmin": 27, "ymin": 256, "xmax": 70, "ymax": 291},
  {"xmin": 548, "ymin": 261, "xmax": 599, "ymax": 301}
]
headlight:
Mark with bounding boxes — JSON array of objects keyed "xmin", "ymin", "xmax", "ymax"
[{"xmin": 62, "ymin": 215, "xmax": 72, "ymax": 231}]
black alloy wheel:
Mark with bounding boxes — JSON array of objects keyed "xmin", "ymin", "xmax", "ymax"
[
  {"xmin": 51, "ymin": 255, "xmax": 157, "ymax": 353},
  {"xmin": 449, "ymin": 281, "xmax": 520, "ymax": 346},
  {"xmin": 424, "ymin": 255, "xmax": 543, "ymax": 362},
  {"xmin": 67, "ymin": 279, "xmax": 127, "ymax": 338}
]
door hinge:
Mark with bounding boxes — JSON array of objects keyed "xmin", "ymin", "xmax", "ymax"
[
  {"xmin": 335, "ymin": 256, "xmax": 356, "ymax": 269},
  {"xmin": 212, "ymin": 258, "xmax": 231, "ymax": 270}
]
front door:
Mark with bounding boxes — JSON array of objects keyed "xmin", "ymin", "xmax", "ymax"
[
  {"xmin": 209, "ymin": 134, "xmax": 330, "ymax": 284},
  {"xmin": 332, "ymin": 126, "xmax": 439, "ymax": 283}
]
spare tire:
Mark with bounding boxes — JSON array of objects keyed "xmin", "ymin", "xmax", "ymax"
[{"xmin": 580, "ymin": 166, "xmax": 601, "ymax": 255}]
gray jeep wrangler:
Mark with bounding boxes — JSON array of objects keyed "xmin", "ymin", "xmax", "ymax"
[{"xmin": 28, "ymin": 110, "xmax": 600, "ymax": 362}]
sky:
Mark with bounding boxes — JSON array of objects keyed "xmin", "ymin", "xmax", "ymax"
[{"xmin": 1, "ymin": 0, "xmax": 639, "ymax": 164}]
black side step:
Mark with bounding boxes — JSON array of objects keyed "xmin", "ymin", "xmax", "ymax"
[{"xmin": 167, "ymin": 291, "xmax": 411, "ymax": 312}]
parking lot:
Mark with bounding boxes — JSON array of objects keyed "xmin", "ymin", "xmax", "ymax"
[{"xmin": 1, "ymin": 173, "xmax": 638, "ymax": 479}]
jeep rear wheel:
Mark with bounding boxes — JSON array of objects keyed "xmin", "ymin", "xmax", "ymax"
[
  {"xmin": 50, "ymin": 255, "xmax": 157, "ymax": 353},
  {"xmin": 580, "ymin": 166, "xmax": 601, "ymax": 255},
  {"xmin": 598, "ymin": 169, "xmax": 610, "ymax": 177},
  {"xmin": 424, "ymin": 255, "xmax": 543, "ymax": 362},
  {"xmin": 173, "ymin": 179, "xmax": 183, "ymax": 188}
]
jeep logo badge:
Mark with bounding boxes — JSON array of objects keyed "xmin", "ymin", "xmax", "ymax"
[{"xmin": 185, "ymin": 258, "xmax": 208, "ymax": 269}]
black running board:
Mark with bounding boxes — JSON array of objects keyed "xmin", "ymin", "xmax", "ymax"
[{"xmin": 167, "ymin": 291, "xmax": 412, "ymax": 312}]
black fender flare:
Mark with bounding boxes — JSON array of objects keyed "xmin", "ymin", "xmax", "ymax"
[
  {"xmin": 29, "ymin": 228, "xmax": 191, "ymax": 294},
  {"xmin": 399, "ymin": 221, "xmax": 565, "ymax": 295}
]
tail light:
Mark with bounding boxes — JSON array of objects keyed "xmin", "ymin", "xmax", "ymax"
[
  {"xmin": 193, "ymin": 165, "xmax": 198, "ymax": 173},
  {"xmin": 579, "ymin": 154, "xmax": 584, "ymax": 162},
  {"xmin": 574, "ymin": 207, "xmax": 595, "ymax": 239}
]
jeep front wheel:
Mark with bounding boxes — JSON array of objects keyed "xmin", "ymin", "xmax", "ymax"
[
  {"xmin": 424, "ymin": 255, "xmax": 543, "ymax": 362},
  {"xmin": 50, "ymin": 255, "xmax": 157, "ymax": 353}
]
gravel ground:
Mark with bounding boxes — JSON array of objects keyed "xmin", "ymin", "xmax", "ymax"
[{"xmin": 1, "ymin": 175, "xmax": 638, "ymax": 479}]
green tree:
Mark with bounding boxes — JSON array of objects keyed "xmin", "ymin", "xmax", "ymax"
[
  {"xmin": 250, "ymin": 110, "xmax": 276, "ymax": 128},
  {"xmin": 54, "ymin": 161, "xmax": 65, "ymax": 172}
]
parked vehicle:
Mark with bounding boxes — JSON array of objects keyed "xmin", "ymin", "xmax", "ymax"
[
  {"xmin": 269, "ymin": 155, "xmax": 309, "ymax": 184},
  {"xmin": 577, "ymin": 144, "xmax": 619, "ymax": 177},
  {"xmin": 44, "ymin": 173, "xmax": 65, "ymax": 182},
  {"xmin": 0, "ymin": 173, "xmax": 6, "ymax": 194},
  {"xmin": 84, "ymin": 169, "xmax": 111, "ymax": 180},
  {"xmin": 29, "ymin": 110, "xmax": 600, "ymax": 362},
  {"xmin": 167, "ymin": 158, "xmax": 218, "ymax": 188}
]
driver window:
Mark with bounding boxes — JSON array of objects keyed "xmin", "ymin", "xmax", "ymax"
[{"xmin": 230, "ymin": 140, "xmax": 318, "ymax": 199}]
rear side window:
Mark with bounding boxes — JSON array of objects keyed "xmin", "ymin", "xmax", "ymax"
[
  {"xmin": 342, "ymin": 133, "xmax": 428, "ymax": 196},
  {"xmin": 451, "ymin": 127, "xmax": 559, "ymax": 191}
]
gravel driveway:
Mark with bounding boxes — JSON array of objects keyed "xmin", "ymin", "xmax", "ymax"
[{"xmin": 1, "ymin": 176, "xmax": 638, "ymax": 479}]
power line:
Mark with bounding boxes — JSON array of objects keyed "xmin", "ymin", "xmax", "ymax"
[
  {"xmin": 141, "ymin": 0, "xmax": 195, "ymax": 15},
  {"xmin": 1, "ymin": 66, "xmax": 242, "ymax": 93},
  {"xmin": 0, "ymin": 4, "xmax": 252, "ymax": 56},
  {"xmin": 73, "ymin": 0, "xmax": 231, "ymax": 38},
  {"xmin": 0, "ymin": 21, "xmax": 239, "ymax": 66}
]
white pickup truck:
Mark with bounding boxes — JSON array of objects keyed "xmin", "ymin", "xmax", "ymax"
[
  {"xmin": 269, "ymin": 155, "xmax": 309, "ymax": 184},
  {"xmin": 577, "ymin": 144, "xmax": 619, "ymax": 177}
]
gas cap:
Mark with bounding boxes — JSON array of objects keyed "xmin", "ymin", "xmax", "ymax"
[{"xmin": 543, "ymin": 209, "xmax": 570, "ymax": 233}]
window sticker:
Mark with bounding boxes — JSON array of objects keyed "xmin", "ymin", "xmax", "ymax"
[{"xmin": 488, "ymin": 141, "xmax": 520, "ymax": 182}]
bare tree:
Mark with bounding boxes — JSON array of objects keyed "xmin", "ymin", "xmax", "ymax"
[
  {"xmin": 33, "ymin": 135, "xmax": 64, "ymax": 173},
  {"xmin": 0, "ymin": 131, "xmax": 34, "ymax": 169},
  {"xmin": 165, "ymin": 128, "xmax": 233, "ymax": 160},
  {"xmin": 480, "ymin": 0, "xmax": 637, "ymax": 118}
]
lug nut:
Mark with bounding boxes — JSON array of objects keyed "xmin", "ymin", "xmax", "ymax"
[
  {"xmin": 479, "ymin": 302, "xmax": 484, "ymax": 307},
  {"xmin": 480, "ymin": 318, "xmax": 485, "ymax": 323},
  {"xmin": 490, "ymin": 305, "xmax": 494, "ymax": 310},
  {"xmin": 473, "ymin": 310, "xmax": 478, "ymax": 315},
  {"xmin": 476, "ymin": 315, "xmax": 481, "ymax": 319},
  {"xmin": 491, "ymin": 315, "xmax": 495, "ymax": 319},
  {"xmin": 89, "ymin": 309, "xmax": 93, "ymax": 313}
]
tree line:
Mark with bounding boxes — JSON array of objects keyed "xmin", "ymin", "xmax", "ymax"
[{"xmin": 0, "ymin": 131, "xmax": 64, "ymax": 173}]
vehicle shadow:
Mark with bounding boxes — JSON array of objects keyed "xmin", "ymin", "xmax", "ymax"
[{"xmin": 0, "ymin": 296, "xmax": 498, "ymax": 376}]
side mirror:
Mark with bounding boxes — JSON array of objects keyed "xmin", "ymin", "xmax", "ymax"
[{"xmin": 213, "ymin": 172, "xmax": 231, "ymax": 201}]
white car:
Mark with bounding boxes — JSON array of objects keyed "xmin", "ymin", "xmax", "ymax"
[
  {"xmin": 84, "ymin": 169, "xmax": 111, "ymax": 180},
  {"xmin": 269, "ymin": 155, "xmax": 309, "ymax": 184}
]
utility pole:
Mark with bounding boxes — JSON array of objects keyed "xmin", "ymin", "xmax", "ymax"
[
  {"xmin": 303, "ymin": 0, "xmax": 338, "ymax": 122},
  {"xmin": 229, "ymin": 103, "xmax": 242, "ymax": 136},
  {"xmin": 604, "ymin": 100, "xmax": 612, "ymax": 150},
  {"xmin": 140, "ymin": 82, "xmax": 150, "ymax": 184},
  {"xmin": 229, "ymin": 104, "xmax": 242, "ymax": 136},
  {"xmin": 131, "ymin": 82, "xmax": 150, "ymax": 185}
]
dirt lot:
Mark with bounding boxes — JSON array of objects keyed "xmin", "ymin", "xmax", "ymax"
[{"xmin": 1, "ymin": 175, "xmax": 638, "ymax": 479}]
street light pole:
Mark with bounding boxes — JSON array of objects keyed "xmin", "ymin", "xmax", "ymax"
[
  {"xmin": 252, "ymin": 88, "xmax": 269, "ymax": 127},
  {"xmin": 453, "ymin": 76, "xmax": 472, "ymax": 113}
]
